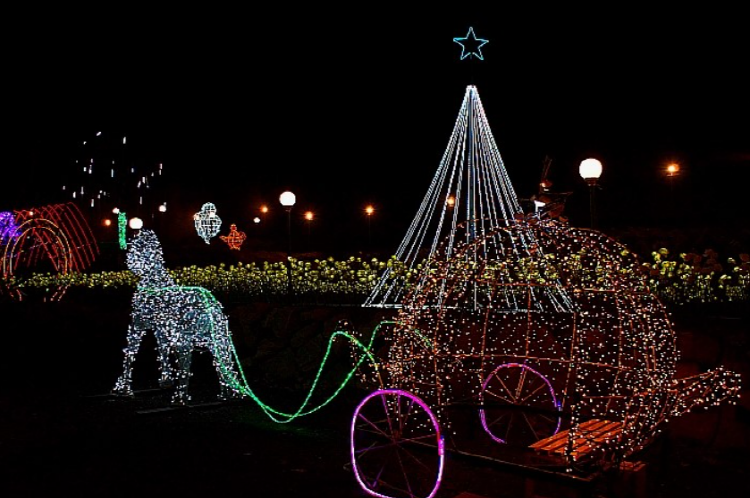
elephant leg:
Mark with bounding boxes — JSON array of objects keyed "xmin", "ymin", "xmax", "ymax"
[
  {"xmin": 112, "ymin": 324, "xmax": 147, "ymax": 397},
  {"xmin": 154, "ymin": 330, "xmax": 174, "ymax": 389},
  {"xmin": 171, "ymin": 343, "xmax": 193, "ymax": 405}
]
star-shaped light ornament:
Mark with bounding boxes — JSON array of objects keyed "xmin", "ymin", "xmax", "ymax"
[{"xmin": 453, "ymin": 27, "xmax": 488, "ymax": 60}]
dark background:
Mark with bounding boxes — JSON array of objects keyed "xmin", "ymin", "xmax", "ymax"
[{"xmin": 3, "ymin": 7, "xmax": 748, "ymax": 260}]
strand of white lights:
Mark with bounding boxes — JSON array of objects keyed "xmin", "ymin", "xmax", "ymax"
[{"xmin": 365, "ymin": 85, "xmax": 536, "ymax": 308}]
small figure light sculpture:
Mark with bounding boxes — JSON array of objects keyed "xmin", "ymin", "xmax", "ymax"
[
  {"xmin": 220, "ymin": 223, "xmax": 247, "ymax": 250},
  {"xmin": 194, "ymin": 202, "xmax": 222, "ymax": 244}
]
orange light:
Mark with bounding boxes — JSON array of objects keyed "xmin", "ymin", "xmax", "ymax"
[
  {"xmin": 446, "ymin": 195, "xmax": 455, "ymax": 207},
  {"xmin": 260, "ymin": 205, "xmax": 269, "ymax": 214},
  {"xmin": 365, "ymin": 205, "xmax": 374, "ymax": 216},
  {"xmin": 304, "ymin": 211, "xmax": 314, "ymax": 221},
  {"xmin": 666, "ymin": 163, "xmax": 680, "ymax": 177},
  {"xmin": 102, "ymin": 219, "xmax": 112, "ymax": 227}
]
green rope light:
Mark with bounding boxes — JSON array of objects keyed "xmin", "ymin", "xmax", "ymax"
[{"xmin": 118, "ymin": 211, "xmax": 127, "ymax": 250}]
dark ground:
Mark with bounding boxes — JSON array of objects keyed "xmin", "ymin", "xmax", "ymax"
[{"xmin": 1, "ymin": 292, "xmax": 748, "ymax": 498}]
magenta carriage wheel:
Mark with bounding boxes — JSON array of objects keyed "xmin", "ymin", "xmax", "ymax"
[
  {"xmin": 479, "ymin": 363, "xmax": 562, "ymax": 445},
  {"xmin": 350, "ymin": 389, "xmax": 445, "ymax": 498}
]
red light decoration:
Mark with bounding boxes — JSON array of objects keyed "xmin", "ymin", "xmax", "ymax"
[
  {"xmin": 1, "ymin": 202, "xmax": 99, "ymax": 301},
  {"xmin": 219, "ymin": 223, "xmax": 246, "ymax": 251}
]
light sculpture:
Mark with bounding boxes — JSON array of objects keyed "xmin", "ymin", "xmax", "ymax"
[
  {"xmin": 453, "ymin": 26, "xmax": 489, "ymax": 60},
  {"xmin": 1, "ymin": 202, "xmax": 99, "ymax": 301},
  {"xmin": 0, "ymin": 211, "xmax": 20, "ymax": 244},
  {"xmin": 349, "ymin": 218, "xmax": 742, "ymax": 497},
  {"xmin": 111, "ymin": 227, "xmax": 386, "ymax": 415},
  {"xmin": 111, "ymin": 228, "xmax": 243, "ymax": 405},
  {"xmin": 365, "ymin": 85, "xmax": 529, "ymax": 308},
  {"xmin": 193, "ymin": 202, "xmax": 222, "ymax": 244},
  {"xmin": 118, "ymin": 211, "xmax": 127, "ymax": 250},
  {"xmin": 220, "ymin": 223, "xmax": 247, "ymax": 250},
  {"xmin": 358, "ymin": 218, "xmax": 742, "ymax": 467}
]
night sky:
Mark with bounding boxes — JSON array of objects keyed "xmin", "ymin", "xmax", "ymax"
[{"xmin": 3, "ymin": 8, "xmax": 748, "ymax": 254}]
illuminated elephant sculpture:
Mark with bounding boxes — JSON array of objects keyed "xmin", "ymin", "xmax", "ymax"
[{"xmin": 112, "ymin": 228, "xmax": 243, "ymax": 405}]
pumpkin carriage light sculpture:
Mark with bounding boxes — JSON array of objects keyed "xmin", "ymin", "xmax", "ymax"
[
  {"xmin": 349, "ymin": 79, "xmax": 741, "ymax": 497},
  {"xmin": 348, "ymin": 218, "xmax": 742, "ymax": 498}
]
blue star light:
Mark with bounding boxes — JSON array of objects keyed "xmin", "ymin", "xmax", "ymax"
[{"xmin": 453, "ymin": 27, "xmax": 488, "ymax": 60}]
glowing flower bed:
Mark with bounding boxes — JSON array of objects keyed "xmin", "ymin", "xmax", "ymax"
[{"xmin": 3, "ymin": 249, "xmax": 748, "ymax": 305}]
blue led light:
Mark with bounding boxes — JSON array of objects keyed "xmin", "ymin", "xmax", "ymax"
[{"xmin": 453, "ymin": 27, "xmax": 488, "ymax": 60}]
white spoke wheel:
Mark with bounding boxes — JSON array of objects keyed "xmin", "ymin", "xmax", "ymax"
[
  {"xmin": 479, "ymin": 363, "xmax": 561, "ymax": 446},
  {"xmin": 350, "ymin": 389, "xmax": 444, "ymax": 498}
]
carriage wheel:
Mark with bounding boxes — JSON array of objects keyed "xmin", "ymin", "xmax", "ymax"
[
  {"xmin": 479, "ymin": 363, "xmax": 561, "ymax": 446},
  {"xmin": 351, "ymin": 389, "xmax": 444, "ymax": 498}
]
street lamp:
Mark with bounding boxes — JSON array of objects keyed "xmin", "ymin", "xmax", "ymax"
[
  {"xmin": 365, "ymin": 205, "xmax": 374, "ymax": 250},
  {"xmin": 579, "ymin": 158, "xmax": 603, "ymax": 229},
  {"xmin": 664, "ymin": 162, "xmax": 680, "ymax": 221},
  {"xmin": 279, "ymin": 191, "xmax": 296, "ymax": 297},
  {"xmin": 129, "ymin": 216, "xmax": 143, "ymax": 231},
  {"xmin": 304, "ymin": 211, "xmax": 314, "ymax": 247}
]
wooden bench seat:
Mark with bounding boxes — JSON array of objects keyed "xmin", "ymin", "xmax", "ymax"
[{"xmin": 529, "ymin": 418, "xmax": 623, "ymax": 460}]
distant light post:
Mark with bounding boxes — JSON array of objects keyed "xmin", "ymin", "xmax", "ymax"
[
  {"xmin": 579, "ymin": 158, "xmax": 603, "ymax": 229},
  {"xmin": 279, "ymin": 191, "xmax": 296, "ymax": 297},
  {"xmin": 304, "ymin": 211, "xmax": 314, "ymax": 248},
  {"xmin": 665, "ymin": 162, "xmax": 680, "ymax": 217},
  {"xmin": 156, "ymin": 202, "xmax": 167, "ymax": 235},
  {"xmin": 365, "ymin": 205, "xmax": 374, "ymax": 249}
]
